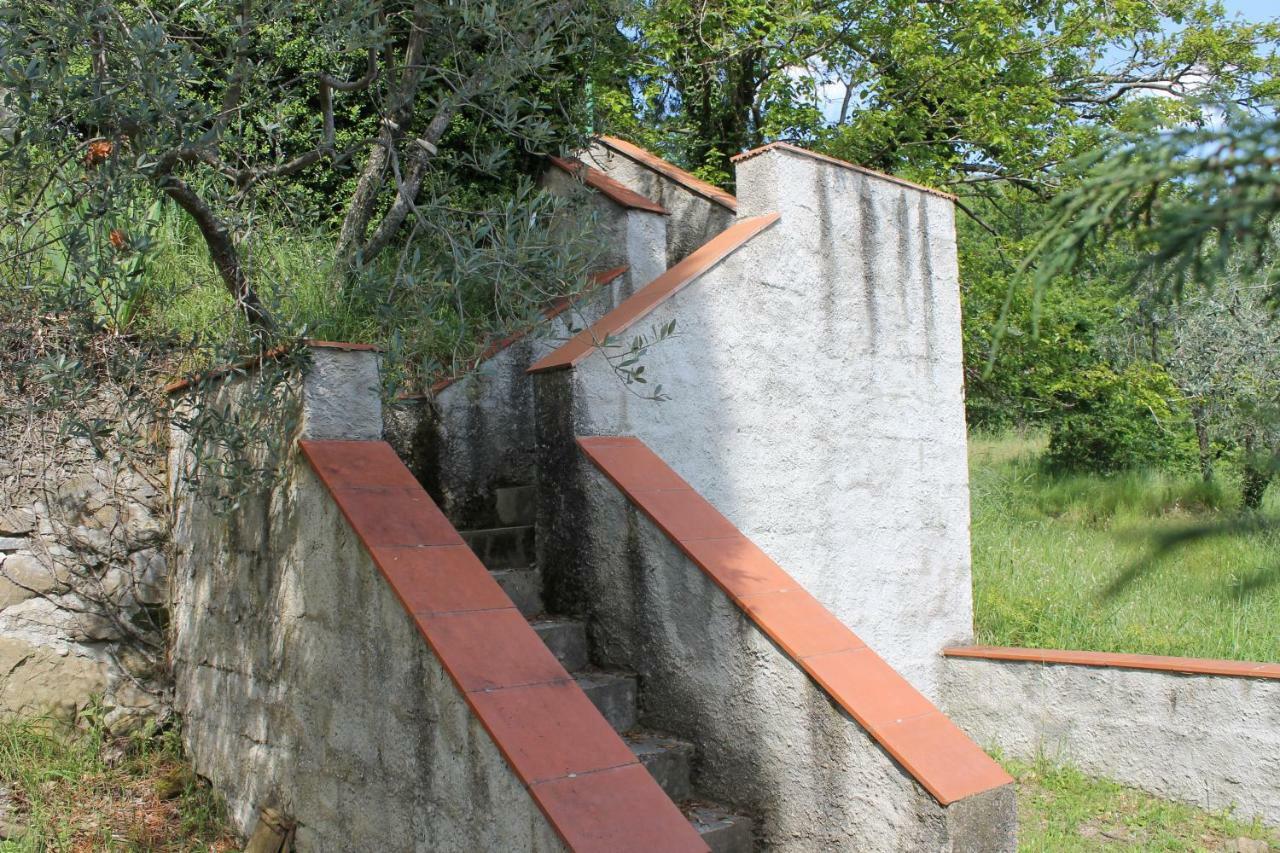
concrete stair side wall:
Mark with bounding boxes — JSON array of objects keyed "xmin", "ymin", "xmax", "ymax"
[
  {"xmin": 538, "ymin": 147, "xmax": 975, "ymax": 701},
  {"xmin": 583, "ymin": 141, "xmax": 736, "ymax": 268},
  {"xmin": 388, "ymin": 191, "xmax": 667, "ymax": 529},
  {"xmin": 526, "ymin": 426, "xmax": 1013, "ymax": 850}
]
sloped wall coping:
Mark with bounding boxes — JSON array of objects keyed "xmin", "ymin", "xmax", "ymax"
[
  {"xmin": 527, "ymin": 214, "xmax": 779, "ymax": 374},
  {"xmin": 402, "ymin": 266, "xmax": 630, "ymax": 399},
  {"xmin": 597, "ymin": 136, "xmax": 738, "ymax": 213},
  {"xmin": 731, "ymin": 141, "xmax": 957, "ymax": 201},
  {"xmin": 299, "ymin": 439, "xmax": 706, "ymax": 852},
  {"xmin": 163, "ymin": 339, "xmax": 379, "ymax": 395},
  {"xmin": 549, "ymin": 156, "xmax": 670, "ymax": 215},
  {"xmin": 577, "ymin": 435, "xmax": 1012, "ymax": 807},
  {"xmin": 944, "ymin": 645, "xmax": 1280, "ymax": 680}
]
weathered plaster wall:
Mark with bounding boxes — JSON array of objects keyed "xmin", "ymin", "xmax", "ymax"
[
  {"xmin": 539, "ymin": 166, "xmax": 667, "ymax": 291},
  {"xmin": 170, "ymin": 351, "xmax": 567, "ymax": 850},
  {"xmin": 532, "ymin": 434, "xmax": 1013, "ymax": 850},
  {"xmin": 544, "ymin": 148, "xmax": 974, "ymax": 699},
  {"xmin": 171, "ymin": 459, "xmax": 566, "ymax": 850},
  {"xmin": 583, "ymin": 142, "xmax": 735, "ymax": 267},
  {"xmin": 393, "ymin": 264, "xmax": 662, "ymax": 529},
  {"xmin": 943, "ymin": 656, "xmax": 1280, "ymax": 826},
  {"xmin": 0, "ymin": 409, "xmax": 169, "ymax": 729}
]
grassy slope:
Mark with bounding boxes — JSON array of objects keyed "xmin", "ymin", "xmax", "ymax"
[
  {"xmin": 1006, "ymin": 755, "xmax": 1277, "ymax": 851},
  {"xmin": 969, "ymin": 432, "xmax": 1280, "ymax": 662}
]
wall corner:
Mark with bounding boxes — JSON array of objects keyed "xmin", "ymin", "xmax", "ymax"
[{"xmin": 300, "ymin": 345, "xmax": 383, "ymax": 441}]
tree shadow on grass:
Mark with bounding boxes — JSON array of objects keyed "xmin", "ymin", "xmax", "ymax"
[{"xmin": 1101, "ymin": 514, "xmax": 1280, "ymax": 600}]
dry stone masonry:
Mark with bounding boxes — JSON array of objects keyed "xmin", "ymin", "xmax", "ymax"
[{"xmin": 0, "ymin": 427, "xmax": 169, "ymax": 729}]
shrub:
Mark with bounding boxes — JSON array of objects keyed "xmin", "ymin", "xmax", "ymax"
[{"xmin": 1044, "ymin": 362, "xmax": 1193, "ymax": 473}]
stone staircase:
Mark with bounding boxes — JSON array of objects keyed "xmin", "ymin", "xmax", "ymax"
[{"xmin": 458, "ymin": 485, "xmax": 755, "ymax": 853}]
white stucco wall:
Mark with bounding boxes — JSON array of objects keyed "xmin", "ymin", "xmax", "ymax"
[
  {"xmin": 943, "ymin": 656, "xmax": 1280, "ymax": 826},
  {"xmin": 529, "ymin": 451, "xmax": 1013, "ymax": 850},
  {"xmin": 584, "ymin": 142, "xmax": 736, "ymax": 267},
  {"xmin": 548, "ymin": 147, "xmax": 974, "ymax": 699}
]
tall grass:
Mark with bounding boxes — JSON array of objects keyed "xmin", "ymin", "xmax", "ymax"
[
  {"xmin": 0, "ymin": 711, "xmax": 233, "ymax": 851},
  {"xmin": 969, "ymin": 431, "xmax": 1280, "ymax": 662}
]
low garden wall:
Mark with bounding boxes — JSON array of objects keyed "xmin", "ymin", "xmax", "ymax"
[{"xmin": 942, "ymin": 646, "xmax": 1280, "ymax": 826}]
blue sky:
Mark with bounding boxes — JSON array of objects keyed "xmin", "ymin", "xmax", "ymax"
[{"xmin": 1221, "ymin": 0, "xmax": 1276, "ymax": 23}]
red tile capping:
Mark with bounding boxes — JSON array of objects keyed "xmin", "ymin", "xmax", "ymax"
[
  {"xmin": 596, "ymin": 136, "xmax": 738, "ymax": 213},
  {"xmin": 549, "ymin": 156, "xmax": 670, "ymax": 215},
  {"xmin": 527, "ymin": 213, "xmax": 780, "ymax": 374},
  {"xmin": 400, "ymin": 266, "xmax": 630, "ymax": 400},
  {"xmin": 163, "ymin": 339, "xmax": 380, "ymax": 395},
  {"xmin": 298, "ymin": 440, "xmax": 706, "ymax": 852},
  {"xmin": 576, "ymin": 436, "xmax": 1014, "ymax": 807},
  {"xmin": 943, "ymin": 645, "xmax": 1280, "ymax": 680},
  {"xmin": 732, "ymin": 141, "xmax": 958, "ymax": 202}
]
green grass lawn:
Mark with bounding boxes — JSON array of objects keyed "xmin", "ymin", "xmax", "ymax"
[
  {"xmin": 1006, "ymin": 755, "xmax": 1278, "ymax": 851},
  {"xmin": 969, "ymin": 432, "xmax": 1280, "ymax": 662}
]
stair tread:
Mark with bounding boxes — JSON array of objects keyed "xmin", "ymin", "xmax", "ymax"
[
  {"xmin": 684, "ymin": 803, "xmax": 754, "ymax": 851},
  {"xmin": 623, "ymin": 728, "xmax": 694, "ymax": 755}
]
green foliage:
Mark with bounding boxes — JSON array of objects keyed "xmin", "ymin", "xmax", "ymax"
[
  {"xmin": 1044, "ymin": 362, "xmax": 1193, "ymax": 473},
  {"xmin": 970, "ymin": 432, "xmax": 1280, "ymax": 662},
  {"xmin": 1023, "ymin": 112, "xmax": 1280, "ymax": 306}
]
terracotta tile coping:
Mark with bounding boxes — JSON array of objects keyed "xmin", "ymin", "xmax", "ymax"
[
  {"xmin": 549, "ymin": 156, "xmax": 670, "ymax": 215},
  {"xmin": 732, "ymin": 141, "xmax": 958, "ymax": 202},
  {"xmin": 163, "ymin": 339, "xmax": 379, "ymax": 395},
  {"xmin": 527, "ymin": 214, "xmax": 779, "ymax": 374},
  {"xmin": 299, "ymin": 440, "xmax": 706, "ymax": 852},
  {"xmin": 399, "ymin": 266, "xmax": 630, "ymax": 400},
  {"xmin": 596, "ymin": 136, "xmax": 738, "ymax": 213},
  {"xmin": 943, "ymin": 645, "xmax": 1280, "ymax": 680},
  {"xmin": 577, "ymin": 436, "xmax": 1013, "ymax": 806}
]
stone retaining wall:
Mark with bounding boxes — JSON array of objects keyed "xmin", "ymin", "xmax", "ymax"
[
  {"xmin": 942, "ymin": 650, "xmax": 1280, "ymax": 826},
  {"xmin": 0, "ymin": 413, "xmax": 168, "ymax": 729}
]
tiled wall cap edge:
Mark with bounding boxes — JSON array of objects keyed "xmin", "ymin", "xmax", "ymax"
[
  {"xmin": 163, "ymin": 339, "xmax": 380, "ymax": 395},
  {"xmin": 526, "ymin": 213, "xmax": 780, "ymax": 374},
  {"xmin": 596, "ymin": 135, "xmax": 738, "ymax": 213},
  {"xmin": 549, "ymin": 155, "xmax": 671, "ymax": 215},
  {"xmin": 943, "ymin": 645, "xmax": 1280, "ymax": 680},
  {"xmin": 297, "ymin": 439, "xmax": 707, "ymax": 852},
  {"xmin": 576, "ymin": 435, "xmax": 1014, "ymax": 806},
  {"xmin": 731, "ymin": 142, "xmax": 958, "ymax": 202}
]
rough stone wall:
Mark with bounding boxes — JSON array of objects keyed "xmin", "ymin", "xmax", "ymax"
[
  {"xmin": 0, "ymin": 414, "xmax": 169, "ymax": 729},
  {"xmin": 583, "ymin": 142, "xmax": 736, "ymax": 267},
  {"xmin": 169, "ymin": 356, "xmax": 567, "ymax": 850},
  {"xmin": 546, "ymin": 148, "xmax": 974, "ymax": 700},
  {"xmin": 531, "ymin": 440, "xmax": 1013, "ymax": 850},
  {"xmin": 943, "ymin": 656, "xmax": 1280, "ymax": 826}
]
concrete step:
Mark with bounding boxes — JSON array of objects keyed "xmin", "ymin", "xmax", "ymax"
[
  {"xmin": 573, "ymin": 670, "xmax": 637, "ymax": 732},
  {"xmin": 686, "ymin": 804, "xmax": 754, "ymax": 853},
  {"xmin": 491, "ymin": 568, "xmax": 543, "ymax": 618},
  {"xmin": 530, "ymin": 619, "xmax": 588, "ymax": 672},
  {"xmin": 460, "ymin": 525, "xmax": 534, "ymax": 570},
  {"xmin": 625, "ymin": 730, "xmax": 694, "ymax": 802},
  {"xmin": 494, "ymin": 485, "xmax": 537, "ymax": 526}
]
